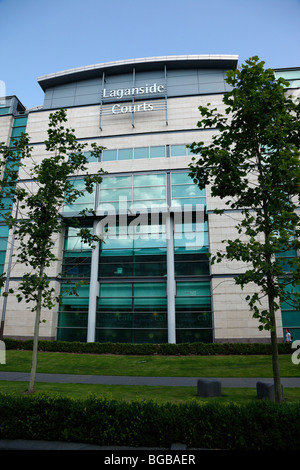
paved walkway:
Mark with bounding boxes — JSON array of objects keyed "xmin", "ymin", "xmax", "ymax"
[{"xmin": 0, "ymin": 371, "xmax": 300, "ymax": 387}]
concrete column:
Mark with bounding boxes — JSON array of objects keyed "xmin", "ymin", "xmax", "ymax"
[
  {"xmin": 87, "ymin": 219, "xmax": 101, "ymax": 342},
  {"xmin": 166, "ymin": 211, "xmax": 176, "ymax": 343}
]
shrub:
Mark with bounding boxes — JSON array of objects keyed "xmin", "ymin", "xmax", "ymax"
[
  {"xmin": 3, "ymin": 338, "xmax": 293, "ymax": 356},
  {"xmin": 0, "ymin": 393, "xmax": 299, "ymax": 450}
]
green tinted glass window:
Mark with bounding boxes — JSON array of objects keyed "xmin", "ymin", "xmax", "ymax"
[
  {"xmin": 100, "ymin": 283, "xmax": 132, "ymax": 298},
  {"xmin": 134, "ymin": 147, "xmax": 149, "ymax": 159},
  {"xmin": 134, "ymin": 174, "xmax": 165, "ymax": 187},
  {"xmin": 170, "ymin": 145, "xmax": 187, "ymax": 157},
  {"xmin": 118, "ymin": 148, "xmax": 133, "ymax": 160},
  {"xmin": 100, "ymin": 187, "xmax": 132, "ymax": 202},
  {"xmin": 134, "ymin": 186, "xmax": 166, "ymax": 201},
  {"xmin": 172, "ymin": 184, "xmax": 205, "ymax": 198},
  {"xmin": 101, "ymin": 175, "xmax": 132, "ymax": 189},
  {"xmin": 68, "ymin": 179, "xmax": 95, "ymax": 204},
  {"xmin": 11, "ymin": 127, "xmax": 24, "ymax": 137},
  {"xmin": 171, "ymin": 172, "xmax": 192, "ymax": 184},
  {"xmin": 0, "ymin": 225, "xmax": 9, "ymax": 237},
  {"xmin": 13, "ymin": 117, "xmax": 28, "ymax": 127},
  {"xmin": 150, "ymin": 146, "xmax": 165, "ymax": 158},
  {"xmin": 84, "ymin": 151, "xmax": 98, "ymax": 162},
  {"xmin": 61, "ymin": 283, "xmax": 89, "ymax": 305},
  {"xmin": 102, "ymin": 150, "xmax": 117, "ymax": 161},
  {"xmin": 176, "ymin": 281, "xmax": 211, "ymax": 297},
  {"xmin": 134, "ymin": 282, "xmax": 166, "ymax": 297}
]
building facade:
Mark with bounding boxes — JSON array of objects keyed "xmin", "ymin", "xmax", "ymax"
[{"xmin": 0, "ymin": 56, "xmax": 299, "ymax": 343}]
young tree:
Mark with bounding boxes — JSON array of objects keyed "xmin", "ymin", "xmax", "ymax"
[
  {"xmin": 189, "ymin": 57, "xmax": 300, "ymax": 403},
  {"xmin": 0, "ymin": 108, "xmax": 104, "ymax": 393}
]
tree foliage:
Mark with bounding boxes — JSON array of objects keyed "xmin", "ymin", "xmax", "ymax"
[
  {"xmin": 189, "ymin": 57, "xmax": 300, "ymax": 402},
  {"xmin": 0, "ymin": 108, "xmax": 105, "ymax": 391}
]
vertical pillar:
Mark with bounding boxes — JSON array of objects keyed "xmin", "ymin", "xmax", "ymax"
[
  {"xmin": 166, "ymin": 211, "xmax": 176, "ymax": 343},
  {"xmin": 87, "ymin": 219, "xmax": 101, "ymax": 343}
]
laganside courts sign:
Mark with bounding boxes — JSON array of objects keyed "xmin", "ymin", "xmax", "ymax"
[
  {"xmin": 102, "ymin": 83, "xmax": 165, "ymax": 100},
  {"xmin": 101, "ymin": 82, "xmax": 165, "ymax": 115}
]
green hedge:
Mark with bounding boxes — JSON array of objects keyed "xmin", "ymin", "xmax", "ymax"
[
  {"xmin": 3, "ymin": 338, "xmax": 293, "ymax": 355},
  {"xmin": 0, "ymin": 393, "xmax": 299, "ymax": 450}
]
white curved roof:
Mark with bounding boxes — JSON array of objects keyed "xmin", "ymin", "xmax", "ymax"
[{"xmin": 37, "ymin": 54, "xmax": 238, "ymax": 90}]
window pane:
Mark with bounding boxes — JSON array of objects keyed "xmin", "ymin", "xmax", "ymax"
[
  {"xmin": 61, "ymin": 283, "xmax": 90, "ymax": 305},
  {"xmin": 0, "ymin": 226, "xmax": 9, "ymax": 237},
  {"xmin": 176, "ymin": 329, "xmax": 213, "ymax": 343},
  {"xmin": 176, "ymin": 281, "xmax": 211, "ymax": 297},
  {"xmin": 172, "ymin": 184, "xmax": 205, "ymax": 198},
  {"xmin": 134, "ymin": 186, "xmax": 166, "ymax": 200},
  {"xmin": 13, "ymin": 117, "xmax": 28, "ymax": 127},
  {"xmin": 150, "ymin": 146, "xmax": 165, "ymax": 158},
  {"xmin": 102, "ymin": 150, "xmax": 117, "ymax": 161},
  {"xmin": 134, "ymin": 282, "xmax": 166, "ymax": 297},
  {"xmin": 84, "ymin": 151, "xmax": 98, "ymax": 162},
  {"xmin": 11, "ymin": 127, "xmax": 24, "ymax": 137},
  {"xmin": 171, "ymin": 172, "xmax": 192, "ymax": 184},
  {"xmin": 134, "ymin": 147, "xmax": 149, "ymax": 159},
  {"xmin": 0, "ymin": 252, "xmax": 6, "ymax": 264},
  {"xmin": 100, "ymin": 283, "xmax": 132, "ymax": 298},
  {"xmin": 57, "ymin": 328, "xmax": 87, "ymax": 342},
  {"xmin": 118, "ymin": 148, "xmax": 133, "ymax": 160},
  {"xmin": 134, "ymin": 174, "xmax": 165, "ymax": 187},
  {"xmin": 100, "ymin": 187, "xmax": 132, "ymax": 202},
  {"xmin": 98, "ymin": 283, "xmax": 132, "ymax": 310},
  {"xmin": 58, "ymin": 311, "xmax": 88, "ymax": 328},
  {"xmin": 69, "ymin": 179, "xmax": 95, "ymax": 203},
  {"xmin": 170, "ymin": 145, "xmax": 187, "ymax": 157},
  {"xmin": 101, "ymin": 176, "xmax": 132, "ymax": 189},
  {"xmin": 0, "ymin": 238, "xmax": 8, "ymax": 250}
]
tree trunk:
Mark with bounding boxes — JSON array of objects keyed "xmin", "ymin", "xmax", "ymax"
[
  {"xmin": 0, "ymin": 321, "xmax": 4, "ymax": 341},
  {"xmin": 28, "ymin": 268, "xmax": 44, "ymax": 394},
  {"xmin": 267, "ymin": 277, "xmax": 283, "ymax": 403}
]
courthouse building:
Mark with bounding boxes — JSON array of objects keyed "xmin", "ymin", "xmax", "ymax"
[{"xmin": 0, "ymin": 55, "xmax": 299, "ymax": 343}]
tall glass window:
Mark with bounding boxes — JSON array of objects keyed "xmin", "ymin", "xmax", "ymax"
[
  {"xmin": 174, "ymin": 219, "xmax": 209, "ymax": 276},
  {"xmin": 175, "ymin": 281, "xmax": 212, "ymax": 343},
  {"xmin": 61, "ymin": 226, "xmax": 93, "ymax": 279},
  {"xmin": 99, "ymin": 220, "xmax": 167, "ymax": 278},
  {"xmin": 96, "ymin": 281, "xmax": 168, "ymax": 343},
  {"xmin": 57, "ymin": 283, "xmax": 90, "ymax": 342},
  {"xmin": 57, "ymin": 225, "xmax": 93, "ymax": 342},
  {"xmin": 277, "ymin": 248, "xmax": 300, "ymax": 341},
  {"xmin": 57, "ymin": 169, "xmax": 212, "ymax": 344}
]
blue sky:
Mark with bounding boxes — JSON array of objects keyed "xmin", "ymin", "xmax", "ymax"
[{"xmin": 1, "ymin": 0, "xmax": 300, "ymax": 108}]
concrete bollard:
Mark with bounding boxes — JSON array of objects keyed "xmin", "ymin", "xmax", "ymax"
[
  {"xmin": 197, "ymin": 379, "xmax": 222, "ymax": 397},
  {"xmin": 256, "ymin": 381, "xmax": 284, "ymax": 401}
]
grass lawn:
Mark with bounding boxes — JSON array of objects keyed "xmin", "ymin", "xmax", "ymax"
[
  {"xmin": 0, "ymin": 350, "xmax": 299, "ymax": 403},
  {"xmin": 1, "ymin": 380, "xmax": 300, "ymax": 404},
  {"xmin": 0, "ymin": 350, "xmax": 299, "ymax": 377}
]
